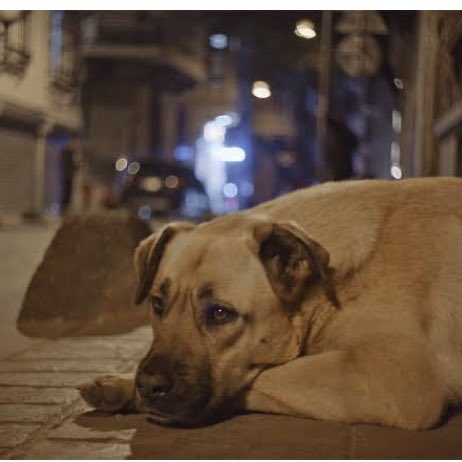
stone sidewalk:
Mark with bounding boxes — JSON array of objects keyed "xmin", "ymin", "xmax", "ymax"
[
  {"xmin": 1, "ymin": 322, "xmax": 462, "ymax": 459},
  {"xmin": 0, "ymin": 324, "xmax": 151, "ymax": 459}
]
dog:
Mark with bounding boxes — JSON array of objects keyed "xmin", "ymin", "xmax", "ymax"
[{"xmin": 78, "ymin": 177, "xmax": 462, "ymax": 430}]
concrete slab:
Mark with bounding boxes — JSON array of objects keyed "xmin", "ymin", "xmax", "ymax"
[
  {"xmin": 15, "ymin": 439, "xmax": 132, "ymax": 460},
  {"xmin": 0, "ymin": 387, "xmax": 78, "ymax": 405},
  {"xmin": 0, "ymin": 404, "xmax": 62, "ymax": 423},
  {"xmin": 0, "ymin": 358, "xmax": 123, "ymax": 373},
  {"xmin": 0, "ymin": 423, "xmax": 40, "ymax": 448}
]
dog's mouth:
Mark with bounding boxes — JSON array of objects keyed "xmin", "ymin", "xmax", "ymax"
[
  {"xmin": 145, "ymin": 410, "xmax": 176, "ymax": 425},
  {"xmin": 134, "ymin": 388, "xmax": 238, "ymax": 428},
  {"xmin": 134, "ymin": 389, "xmax": 211, "ymax": 427}
]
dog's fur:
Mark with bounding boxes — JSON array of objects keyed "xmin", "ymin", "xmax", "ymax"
[{"xmin": 78, "ymin": 178, "xmax": 462, "ymax": 429}]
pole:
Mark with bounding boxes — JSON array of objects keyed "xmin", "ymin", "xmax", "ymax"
[
  {"xmin": 33, "ymin": 122, "xmax": 51, "ymax": 218},
  {"xmin": 413, "ymin": 11, "xmax": 439, "ymax": 177},
  {"xmin": 317, "ymin": 10, "xmax": 333, "ymax": 182}
]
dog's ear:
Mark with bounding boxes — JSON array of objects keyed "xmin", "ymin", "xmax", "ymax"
[
  {"xmin": 134, "ymin": 221, "xmax": 195, "ymax": 304},
  {"xmin": 253, "ymin": 220, "xmax": 339, "ymax": 308}
]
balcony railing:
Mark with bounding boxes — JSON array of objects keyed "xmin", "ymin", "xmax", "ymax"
[{"xmin": 0, "ymin": 12, "xmax": 31, "ymax": 74}]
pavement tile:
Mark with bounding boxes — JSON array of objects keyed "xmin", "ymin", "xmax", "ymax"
[
  {"xmin": 0, "ymin": 386, "xmax": 79, "ymax": 405},
  {"xmin": 0, "ymin": 359, "xmax": 122, "ymax": 373},
  {"xmin": 0, "ymin": 404, "xmax": 62, "ymax": 423},
  {"xmin": 14, "ymin": 439, "xmax": 132, "ymax": 460},
  {"xmin": 0, "ymin": 372, "xmax": 96, "ymax": 388},
  {"xmin": 48, "ymin": 419, "xmax": 136, "ymax": 442},
  {"xmin": 15, "ymin": 339, "xmax": 143, "ymax": 360},
  {"xmin": 0, "ymin": 423, "xmax": 40, "ymax": 448},
  {"xmin": 354, "ymin": 423, "xmax": 462, "ymax": 459}
]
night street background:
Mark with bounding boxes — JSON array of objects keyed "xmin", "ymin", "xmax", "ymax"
[{"xmin": 1, "ymin": 8, "xmax": 462, "ymax": 459}]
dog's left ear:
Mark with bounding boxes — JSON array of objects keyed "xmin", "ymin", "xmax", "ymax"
[
  {"xmin": 134, "ymin": 221, "xmax": 195, "ymax": 304},
  {"xmin": 253, "ymin": 220, "xmax": 339, "ymax": 308}
]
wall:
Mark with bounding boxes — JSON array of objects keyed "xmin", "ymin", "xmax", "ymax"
[
  {"xmin": 0, "ymin": 11, "xmax": 82, "ymax": 218},
  {"xmin": 0, "ymin": 11, "xmax": 81, "ymax": 131}
]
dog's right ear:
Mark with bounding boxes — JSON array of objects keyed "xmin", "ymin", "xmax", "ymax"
[
  {"xmin": 253, "ymin": 220, "xmax": 339, "ymax": 309},
  {"xmin": 134, "ymin": 221, "xmax": 195, "ymax": 305}
]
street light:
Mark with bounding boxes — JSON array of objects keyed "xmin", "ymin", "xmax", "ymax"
[
  {"xmin": 252, "ymin": 81, "xmax": 271, "ymax": 99},
  {"xmin": 294, "ymin": 19, "xmax": 316, "ymax": 39}
]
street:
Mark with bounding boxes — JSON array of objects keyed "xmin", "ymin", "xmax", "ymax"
[
  {"xmin": 0, "ymin": 223, "xmax": 58, "ymax": 360},
  {"xmin": 1, "ymin": 220, "xmax": 462, "ymax": 459}
]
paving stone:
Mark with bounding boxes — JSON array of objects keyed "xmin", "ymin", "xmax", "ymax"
[
  {"xmin": 0, "ymin": 404, "xmax": 61, "ymax": 423},
  {"xmin": 76, "ymin": 325, "xmax": 152, "ymax": 342},
  {"xmin": 0, "ymin": 423, "xmax": 40, "ymax": 448},
  {"xmin": 0, "ymin": 359, "xmax": 122, "ymax": 373},
  {"xmin": 0, "ymin": 387, "xmax": 78, "ymax": 405},
  {"xmin": 15, "ymin": 439, "xmax": 132, "ymax": 459},
  {"xmin": 354, "ymin": 423, "xmax": 462, "ymax": 459},
  {"xmin": 0, "ymin": 372, "xmax": 95, "ymax": 387},
  {"xmin": 48, "ymin": 419, "xmax": 136, "ymax": 442},
  {"xmin": 16, "ymin": 338, "xmax": 146, "ymax": 361}
]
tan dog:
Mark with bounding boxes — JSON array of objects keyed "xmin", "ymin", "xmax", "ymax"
[{"xmin": 78, "ymin": 177, "xmax": 462, "ymax": 429}]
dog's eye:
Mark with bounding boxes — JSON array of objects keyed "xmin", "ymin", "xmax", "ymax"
[
  {"xmin": 150, "ymin": 296, "xmax": 164, "ymax": 317},
  {"xmin": 205, "ymin": 304, "xmax": 237, "ymax": 326}
]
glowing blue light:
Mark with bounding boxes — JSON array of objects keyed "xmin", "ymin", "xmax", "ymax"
[
  {"xmin": 223, "ymin": 183, "xmax": 238, "ymax": 198},
  {"xmin": 174, "ymin": 144, "xmax": 194, "ymax": 162},
  {"xmin": 138, "ymin": 205, "xmax": 151, "ymax": 221},
  {"xmin": 214, "ymin": 114, "xmax": 233, "ymax": 127},
  {"xmin": 209, "ymin": 33, "xmax": 228, "ymax": 50}
]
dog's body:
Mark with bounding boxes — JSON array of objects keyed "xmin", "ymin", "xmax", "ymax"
[{"xmin": 79, "ymin": 177, "xmax": 462, "ymax": 429}]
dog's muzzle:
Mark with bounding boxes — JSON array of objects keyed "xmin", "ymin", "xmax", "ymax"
[{"xmin": 135, "ymin": 355, "xmax": 213, "ymax": 426}]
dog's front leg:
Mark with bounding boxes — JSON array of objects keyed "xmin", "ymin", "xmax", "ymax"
[
  {"xmin": 245, "ymin": 349, "xmax": 444, "ymax": 430},
  {"xmin": 77, "ymin": 373, "xmax": 137, "ymax": 413}
]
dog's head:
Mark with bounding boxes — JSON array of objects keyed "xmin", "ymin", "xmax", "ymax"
[{"xmin": 133, "ymin": 215, "xmax": 336, "ymax": 426}]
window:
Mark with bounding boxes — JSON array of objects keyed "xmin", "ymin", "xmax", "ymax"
[
  {"xmin": 0, "ymin": 11, "xmax": 31, "ymax": 74},
  {"xmin": 50, "ymin": 11, "xmax": 79, "ymax": 90}
]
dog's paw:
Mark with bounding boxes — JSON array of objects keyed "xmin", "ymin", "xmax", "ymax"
[{"xmin": 76, "ymin": 374, "xmax": 135, "ymax": 413}]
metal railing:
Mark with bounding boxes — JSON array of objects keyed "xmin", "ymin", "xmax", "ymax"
[{"xmin": 0, "ymin": 12, "xmax": 31, "ymax": 74}]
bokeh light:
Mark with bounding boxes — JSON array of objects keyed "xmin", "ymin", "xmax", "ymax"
[
  {"xmin": 294, "ymin": 19, "xmax": 316, "ymax": 39},
  {"xmin": 252, "ymin": 81, "xmax": 271, "ymax": 99},
  {"xmin": 115, "ymin": 158, "xmax": 128, "ymax": 171}
]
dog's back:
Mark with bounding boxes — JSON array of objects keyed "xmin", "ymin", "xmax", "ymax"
[
  {"xmin": 259, "ymin": 178, "xmax": 462, "ymax": 403},
  {"xmin": 252, "ymin": 177, "xmax": 462, "ymax": 273}
]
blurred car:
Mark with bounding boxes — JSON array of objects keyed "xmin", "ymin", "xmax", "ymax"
[{"xmin": 118, "ymin": 160, "xmax": 210, "ymax": 220}]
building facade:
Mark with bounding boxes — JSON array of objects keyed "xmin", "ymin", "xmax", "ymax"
[{"xmin": 0, "ymin": 10, "xmax": 82, "ymax": 222}]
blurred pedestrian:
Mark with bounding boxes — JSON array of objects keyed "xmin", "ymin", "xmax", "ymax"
[{"xmin": 60, "ymin": 137, "xmax": 79, "ymax": 213}]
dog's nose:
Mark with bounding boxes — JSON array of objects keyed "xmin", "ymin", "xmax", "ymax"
[{"xmin": 138, "ymin": 373, "xmax": 173, "ymax": 399}]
